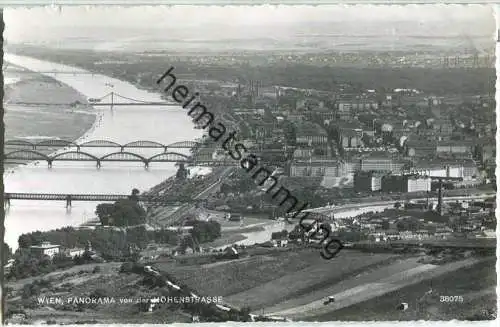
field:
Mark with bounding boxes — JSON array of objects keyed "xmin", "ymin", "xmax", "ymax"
[
  {"xmin": 308, "ymin": 257, "xmax": 497, "ymax": 321},
  {"xmin": 154, "ymin": 248, "xmax": 399, "ymax": 308}
]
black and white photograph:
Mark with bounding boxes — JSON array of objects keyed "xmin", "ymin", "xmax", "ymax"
[{"xmin": 1, "ymin": 4, "xmax": 497, "ymax": 324}]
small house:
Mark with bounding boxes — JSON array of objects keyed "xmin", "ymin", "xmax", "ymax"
[{"xmin": 29, "ymin": 242, "xmax": 61, "ymax": 258}]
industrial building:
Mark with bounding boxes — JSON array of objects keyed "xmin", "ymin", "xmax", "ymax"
[
  {"xmin": 381, "ymin": 174, "xmax": 431, "ymax": 193},
  {"xmin": 354, "ymin": 171, "xmax": 385, "ymax": 192}
]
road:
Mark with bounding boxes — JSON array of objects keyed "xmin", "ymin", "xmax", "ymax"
[
  {"xmin": 307, "ymin": 192, "xmax": 495, "ymax": 216},
  {"xmin": 265, "ymin": 257, "xmax": 485, "ymax": 320}
]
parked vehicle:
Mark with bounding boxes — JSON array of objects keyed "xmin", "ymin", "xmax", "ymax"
[
  {"xmin": 396, "ymin": 302, "xmax": 409, "ymax": 311},
  {"xmin": 323, "ymin": 296, "xmax": 336, "ymax": 305}
]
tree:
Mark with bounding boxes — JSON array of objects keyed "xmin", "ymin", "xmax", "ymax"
[
  {"xmin": 2, "ymin": 242, "xmax": 12, "ymax": 266},
  {"xmin": 126, "ymin": 226, "xmax": 150, "ymax": 249},
  {"xmin": 95, "ymin": 203, "xmax": 115, "ymax": 225},
  {"xmin": 188, "ymin": 220, "xmax": 221, "ymax": 244},
  {"xmin": 21, "ymin": 282, "xmax": 41, "ymax": 299},
  {"xmin": 271, "ymin": 229, "xmax": 289, "ymax": 240},
  {"xmin": 175, "ymin": 163, "xmax": 189, "ymax": 181},
  {"xmin": 129, "ymin": 188, "xmax": 140, "ymax": 202},
  {"xmin": 95, "ymin": 199, "xmax": 146, "ymax": 227},
  {"xmin": 113, "ymin": 199, "xmax": 147, "ymax": 226},
  {"xmin": 119, "ymin": 262, "xmax": 134, "ymax": 274},
  {"xmin": 240, "ymin": 306, "xmax": 252, "ymax": 321},
  {"xmin": 288, "ymin": 225, "xmax": 306, "ymax": 240},
  {"xmin": 18, "ymin": 231, "xmax": 44, "ymax": 249},
  {"xmin": 52, "ymin": 252, "xmax": 73, "ymax": 269}
]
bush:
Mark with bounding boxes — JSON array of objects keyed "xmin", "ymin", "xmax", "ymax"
[
  {"xmin": 92, "ymin": 266, "xmax": 102, "ymax": 274},
  {"xmin": 188, "ymin": 220, "xmax": 221, "ymax": 243},
  {"xmin": 119, "ymin": 262, "xmax": 144, "ymax": 274},
  {"xmin": 21, "ymin": 283, "xmax": 41, "ymax": 299},
  {"xmin": 119, "ymin": 262, "xmax": 134, "ymax": 273},
  {"xmin": 90, "ymin": 288, "xmax": 108, "ymax": 298}
]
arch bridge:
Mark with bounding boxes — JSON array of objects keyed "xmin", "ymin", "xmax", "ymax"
[
  {"xmin": 3, "ymin": 149, "xmax": 192, "ymax": 168},
  {"xmin": 5, "ymin": 139, "xmax": 204, "ymax": 152}
]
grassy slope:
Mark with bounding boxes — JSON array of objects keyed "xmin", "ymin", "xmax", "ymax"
[
  {"xmin": 156, "ymin": 249, "xmax": 397, "ymax": 306},
  {"xmin": 309, "ymin": 257, "xmax": 497, "ymax": 321}
]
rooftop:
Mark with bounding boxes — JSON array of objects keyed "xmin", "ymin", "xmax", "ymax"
[
  {"xmin": 30, "ymin": 242, "xmax": 60, "ymax": 249},
  {"xmin": 437, "ymin": 140, "xmax": 474, "ymax": 147},
  {"xmin": 296, "ymin": 122, "xmax": 328, "ymax": 136}
]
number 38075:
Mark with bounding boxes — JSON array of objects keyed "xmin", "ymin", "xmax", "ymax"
[{"xmin": 440, "ymin": 296, "xmax": 464, "ymax": 303}]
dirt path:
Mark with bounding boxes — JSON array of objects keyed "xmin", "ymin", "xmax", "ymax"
[
  {"xmin": 258, "ymin": 256, "xmax": 421, "ymax": 314},
  {"xmin": 267, "ymin": 258, "xmax": 484, "ymax": 320}
]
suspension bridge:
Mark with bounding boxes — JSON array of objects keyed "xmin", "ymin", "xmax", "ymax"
[
  {"xmin": 7, "ymin": 91, "xmax": 179, "ymax": 107},
  {"xmin": 3, "ymin": 68, "xmax": 97, "ymax": 76},
  {"xmin": 3, "ymin": 65, "xmax": 98, "ymax": 76}
]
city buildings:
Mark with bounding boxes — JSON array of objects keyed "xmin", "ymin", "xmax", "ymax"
[
  {"xmin": 290, "ymin": 159, "xmax": 339, "ymax": 178},
  {"xmin": 360, "ymin": 153, "xmax": 405, "ymax": 173},
  {"xmin": 340, "ymin": 128, "xmax": 363, "ymax": 148},
  {"xmin": 406, "ymin": 138, "xmax": 437, "ymax": 158},
  {"xmin": 295, "ymin": 122, "xmax": 328, "ymax": 146},
  {"xmin": 436, "ymin": 140, "xmax": 474, "ymax": 156},
  {"xmin": 406, "ymin": 160, "xmax": 472, "ymax": 179}
]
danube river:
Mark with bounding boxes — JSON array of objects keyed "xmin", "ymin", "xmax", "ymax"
[{"xmin": 4, "ymin": 54, "xmax": 203, "ymax": 249}]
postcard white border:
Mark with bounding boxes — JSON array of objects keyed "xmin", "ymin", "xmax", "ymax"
[{"xmin": 1, "ymin": 2, "xmax": 498, "ymax": 327}]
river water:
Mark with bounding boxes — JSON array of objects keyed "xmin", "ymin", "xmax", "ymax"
[{"xmin": 4, "ymin": 54, "xmax": 203, "ymax": 249}]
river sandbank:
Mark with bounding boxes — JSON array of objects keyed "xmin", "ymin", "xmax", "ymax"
[
  {"xmin": 3, "ymin": 54, "xmax": 203, "ymax": 249},
  {"xmin": 4, "ymin": 67, "xmax": 98, "ymax": 169}
]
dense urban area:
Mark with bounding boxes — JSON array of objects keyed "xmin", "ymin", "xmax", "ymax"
[{"xmin": 3, "ymin": 44, "xmax": 497, "ymax": 324}]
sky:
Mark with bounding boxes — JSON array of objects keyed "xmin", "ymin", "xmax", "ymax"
[{"xmin": 4, "ymin": 5, "xmax": 497, "ymax": 52}]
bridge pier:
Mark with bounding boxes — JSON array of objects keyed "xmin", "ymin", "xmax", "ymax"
[
  {"xmin": 4, "ymin": 197, "xmax": 10, "ymax": 207},
  {"xmin": 48, "ymin": 161, "xmax": 53, "ymax": 169},
  {"xmin": 144, "ymin": 162, "xmax": 149, "ymax": 169},
  {"xmin": 65, "ymin": 195, "xmax": 72, "ymax": 208},
  {"xmin": 96, "ymin": 161, "xmax": 101, "ymax": 169}
]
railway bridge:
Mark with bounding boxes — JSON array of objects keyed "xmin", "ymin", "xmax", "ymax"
[{"xmin": 4, "ymin": 192, "xmax": 204, "ymax": 208}]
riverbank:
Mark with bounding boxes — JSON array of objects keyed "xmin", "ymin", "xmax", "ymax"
[
  {"xmin": 4, "ymin": 67, "xmax": 98, "ymax": 169},
  {"xmin": 4, "ymin": 54, "xmax": 203, "ymax": 250}
]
